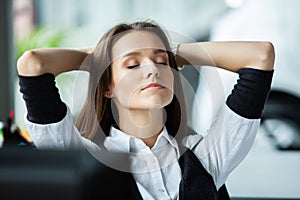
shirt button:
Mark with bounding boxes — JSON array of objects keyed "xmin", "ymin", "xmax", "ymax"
[{"xmin": 159, "ymin": 189, "xmax": 165, "ymax": 193}]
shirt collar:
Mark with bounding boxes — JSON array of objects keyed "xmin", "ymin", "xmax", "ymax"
[
  {"xmin": 106, "ymin": 126, "xmax": 179, "ymax": 155},
  {"xmin": 153, "ymin": 127, "xmax": 179, "ymax": 153}
]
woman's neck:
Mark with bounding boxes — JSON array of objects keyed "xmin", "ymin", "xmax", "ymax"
[{"xmin": 118, "ymin": 108, "xmax": 164, "ymax": 148}]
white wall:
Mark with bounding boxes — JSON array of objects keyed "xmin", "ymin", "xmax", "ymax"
[{"xmin": 35, "ymin": 0, "xmax": 227, "ymax": 43}]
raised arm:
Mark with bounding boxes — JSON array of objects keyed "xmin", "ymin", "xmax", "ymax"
[
  {"xmin": 181, "ymin": 41, "xmax": 275, "ymax": 189},
  {"xmin": 175, "ymin": 41, "xmax": 275, "ymax": 71},
  {"xmin": 17, "ymin": 48, "xmax": 92, "ymax": 149},
  {"xmin": 17, "ymin": 48, "xmax": 91, "ymax": 77}
]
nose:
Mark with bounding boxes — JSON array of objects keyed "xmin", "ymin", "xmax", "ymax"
[{"xmin": 144, "ymin": 62, "xmax": 159, "ymax": 79}]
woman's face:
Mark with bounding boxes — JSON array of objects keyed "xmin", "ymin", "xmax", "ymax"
[{"xmin": 108, "ymin": 30, "xmax": 174, "ymax": 110}]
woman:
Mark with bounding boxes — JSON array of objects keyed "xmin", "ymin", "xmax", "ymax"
[{"xmin": 17, "ymin": 21, "xmax": 274, "ymax": 199}]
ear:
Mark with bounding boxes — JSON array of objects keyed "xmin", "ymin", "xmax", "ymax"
[
  {"xmin": 104, "ymin": 90, "xmax": 113, "ymax": 98},
  {"xmin": 104, "ymin": 81, "xmax": 114, "ymax": 98}
]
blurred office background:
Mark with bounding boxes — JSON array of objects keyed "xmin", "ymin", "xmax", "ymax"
[{"xmin": 1, "ymin": 0, "xmax": 300, "ymax": 198}]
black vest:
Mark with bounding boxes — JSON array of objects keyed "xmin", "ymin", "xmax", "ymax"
[{"xmin": 90, "ymin": 148, "xmax": 230, "ymax": 200}]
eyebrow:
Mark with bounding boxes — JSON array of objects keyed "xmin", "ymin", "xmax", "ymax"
[{"xmin": 120, "ymin": 49, "xmax": 167, "ymax": 60}]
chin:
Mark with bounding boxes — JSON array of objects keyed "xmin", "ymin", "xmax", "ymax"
[
  {"xmin": 119, "ymin": 93, "xmax": 174, "ymax": 109},
  {"xmin": 143, "ymin": 96, "xmax": 173, "ymax": 109}
]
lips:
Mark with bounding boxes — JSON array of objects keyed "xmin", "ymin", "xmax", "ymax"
[{"xmin": 142, "ymin": 83, "xmax": 165, "ymax": 90}]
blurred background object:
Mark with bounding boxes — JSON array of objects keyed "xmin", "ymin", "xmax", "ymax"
[
  {"xmin": 262, "ymin": 91, "xmax": 300, "ymax": 150},
  {"xmin": 0, "ymin": 0, "xmax": 299, "ymax": 198},
  {"xmin": 0, "ymin": 110, "xmax": 33, "ymax": 148}
]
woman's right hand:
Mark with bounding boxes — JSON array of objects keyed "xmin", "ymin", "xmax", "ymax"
[{"xmin": 17, "ymin": 48, "xmax": 90, "ymax": 77}]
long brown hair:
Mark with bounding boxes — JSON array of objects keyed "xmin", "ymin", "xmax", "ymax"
[{"xmin": 75, "ymin": 21, "xmax": 187, "ymax": 143}]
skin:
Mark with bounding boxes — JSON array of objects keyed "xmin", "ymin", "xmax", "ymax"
[
  {"xmin": 17, "ymin": 29, "xmax": 275, "ymax": 148},
  {"xmin": 108, "ymin": 31, "xmax": 174, "ymax": 147},
  {"xmin": 176, "ymin": 41, "xmax": 275, "ymax": 71}
]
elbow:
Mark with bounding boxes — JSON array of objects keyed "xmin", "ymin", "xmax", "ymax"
[
  {"xmin": 17, "ymin": 50, "xmax": 44, "ymax": 76},
  {"xmin": 258, "ymin": 42, "xmax": 275, "ymax": 71}
]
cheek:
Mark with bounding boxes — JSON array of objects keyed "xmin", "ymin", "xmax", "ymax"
[
  {"xmin": 165, "ymin": 70, "xmax": 175, "ymax": 104},
  {"xmin": 112, "ymin": 71, "xmax": 141, "ymax": 104},
  {"xmin": 162, "ymin": 68, "xmax": 174, "ymax": 92}
]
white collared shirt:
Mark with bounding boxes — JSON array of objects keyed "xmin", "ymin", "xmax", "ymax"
[
  {"xmin": 25, "ymin": 104, "xmax": 260, "ymax": 200},
  {"xmin": 104, "ymin": 126, "xmax": 181, "ymax": 199}
]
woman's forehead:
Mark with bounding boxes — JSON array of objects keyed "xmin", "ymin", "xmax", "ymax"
[{"xmin": 112, "ymin": 30, "xmax": 166, "ymax": 60}]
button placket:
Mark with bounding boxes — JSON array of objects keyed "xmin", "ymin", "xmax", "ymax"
[
  {"xmin": 158, "ymin": 188, "xmax": 165, "ymax": 193},
  {"xmin": 149, "ymin": 157, "xmax": 169, "ymax": 198}
]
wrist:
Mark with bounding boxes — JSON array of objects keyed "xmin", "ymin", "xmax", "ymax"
[
  {"xmin": 175, "ymin": 42, "xmax": 215, "ymax": 67},
  {"xmin": 175, "ymin": 43, "xmax": 190, "ymax": 67},
  {"xmin": 81, "ymin": 47, "xmax": 93, "ymax": 54}
]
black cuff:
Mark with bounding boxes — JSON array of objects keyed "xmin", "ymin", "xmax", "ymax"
[
  {"xmin": 226, "ymin": 68, "xmax": 274, "ymax": 119},
  {"xmin": 19, "ymin": 74, "xmax": 67, "ymax": 124}
]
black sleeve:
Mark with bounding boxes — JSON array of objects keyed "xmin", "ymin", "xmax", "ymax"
[
  {"xmin": 19, "ymin": 73, "xmax": 67, "ymax": 124},
  {"xmin": 226, "ymin": 68, "xmax": 274, "ymax": 119}
]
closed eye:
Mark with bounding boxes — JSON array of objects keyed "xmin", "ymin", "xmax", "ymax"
[
  {"xmin": 127, "ymin": 64, "xmax": 140, "ymax": 69},
  {"xmin": 156, "ymin": 62, "xmax": 168, "ymax": 65}
]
